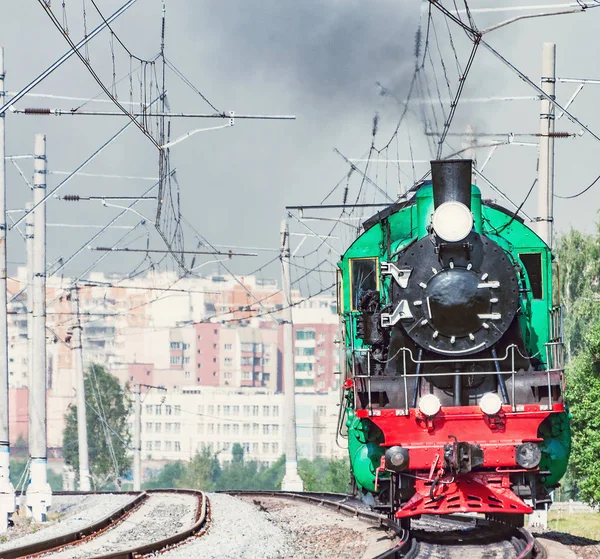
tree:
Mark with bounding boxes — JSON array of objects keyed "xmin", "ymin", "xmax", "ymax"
[
  {"xmin": 566, "ymin": 314, "xmax": 600, "ymax": 505},
  {"xmin": 143, "ymin": 461, "xmax": 187, "ymax": 489},
  {"xmin": 555, "ymin": 228, "xmax": 600, "ymax": 357},
  {"xmin": 63, "ymin": 364, "xmax": 132, "ymax": 489},
  {"xmin": 299, "ymin": 457, "xmax": 350, "ymax": 493},
  {"xmin": 181, "ymin": 447, "xmax": 221, "ymax": 490}
]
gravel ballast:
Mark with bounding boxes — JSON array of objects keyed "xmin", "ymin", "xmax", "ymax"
[
  {"xmin": 0, "ymin": 493, "xmax": 135, "ymax": 552},
  {"xmin": 42, "ymin": 492, "xmax": 198, "ymax": 558},
  {"xmin": 160, "ymin": 493, "xmax": 397, "ymax": 559}
]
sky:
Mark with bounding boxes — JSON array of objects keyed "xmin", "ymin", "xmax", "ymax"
[{"xmin": 1, "ymin": 1, "xmax": 600, "ymax": 288}]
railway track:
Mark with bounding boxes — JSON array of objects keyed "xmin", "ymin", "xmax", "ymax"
[
  {"xmin": 1, "ymin": 490, "xmax": 208, "ymax": 559},
  {"xmin": 0, "ymin": 490, "xmax": 546, "ymax": 558}
]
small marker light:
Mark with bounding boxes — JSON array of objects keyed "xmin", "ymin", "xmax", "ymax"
[
  {"xmin": 479, "ymin": 392, "xmax": 503, "ymax": 415},
  {"xmin": 418, "ymin": 394, "xmax": 442, "ymax": 417}
]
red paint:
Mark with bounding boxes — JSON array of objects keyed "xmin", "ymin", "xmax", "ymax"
[
  {"xmin": 357, "ymin": 405, "xmax": 556, "ymax": 469},
  {"xmin": 396, "ymin": 472, "xmax": 533, "ymax": 518}
]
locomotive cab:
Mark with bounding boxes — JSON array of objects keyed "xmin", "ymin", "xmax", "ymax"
[{"xmin": 339, "ymin": 159, "xmax": 570, "ymax": 525}]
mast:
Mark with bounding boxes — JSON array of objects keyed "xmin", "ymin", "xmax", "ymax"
[
  {"xmin": 280, "ymin": 219, "xmax": 303, "ymax": 491},
  {"xmin": 536, "ymin": 43, "xmax": 556, "ymax": 247}
]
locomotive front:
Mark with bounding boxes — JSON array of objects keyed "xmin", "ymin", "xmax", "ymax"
[{"xmin": 339, "ymin": 159, "xmax": 570, "ymax": 524}]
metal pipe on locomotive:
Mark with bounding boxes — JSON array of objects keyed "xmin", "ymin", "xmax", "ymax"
[{"xmin": 337, "ymin": 159, "xmax": 570, "ymax": 526}]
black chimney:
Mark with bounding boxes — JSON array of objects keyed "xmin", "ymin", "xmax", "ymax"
[{"xmin": 430, "ymin": 159, "xmax": 473, "ymax": 209}]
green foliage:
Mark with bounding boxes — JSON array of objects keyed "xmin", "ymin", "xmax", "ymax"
[
  {"xmin": 566, "ymin": 318, "xmax": 600, "ymax": 505},
  {"xmin": 555, "ymin": 228, "xmax": 600, "ymax": 357},
  {"xmin": 180, "ymin": 447, "xmax": 222, "ymax": 491},
  {"xmin": 143, "ymin": 461, "xmax": 187, "ymax": 489},
  {"xmin": 299, "ymin": 457, "xmax": 350, "ymax": 493},
  {"xmin": 145, "ymin": 449, "xmax": 347, "ymax": 493},
  {"xmin": 62, "ymin": 364, "xmax": 132, "ymax": 489}
]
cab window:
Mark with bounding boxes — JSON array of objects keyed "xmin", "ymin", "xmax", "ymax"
[{"xmin": 350, "ymin": 258, "xmax": 378, "ymax": 311}]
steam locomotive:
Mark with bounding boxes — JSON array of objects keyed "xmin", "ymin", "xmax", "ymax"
[{"xmin": 338, "ymin": 159, "xmax": 570, "ymax": 526}]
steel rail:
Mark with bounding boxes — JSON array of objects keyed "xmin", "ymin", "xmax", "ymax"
[
  {"xmin": 2, "ymin": 491, "xmax": 146, "ymax": 559},
  {"xmin": 222, "ymin": 490, "xmax": 411, "ymax": 558},
  {"xmin": 94, "ymin": 489, "xmax": 209, "ymax": 559},
  {"xmin": 224, "ymin": 490, "xmax": 544, "ymax": 558},
  {"xmin": 4, "ymin": 489, "xmax": 208, "ymax": 559}
]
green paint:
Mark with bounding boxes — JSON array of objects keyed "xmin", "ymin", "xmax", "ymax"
[
  {"xmin": 346, "ymin": 407, "xmax": 385, "ymax": 492},
  {"xmin": 538, "ymin": 412, "xmax": 571, "ymax": 487}
]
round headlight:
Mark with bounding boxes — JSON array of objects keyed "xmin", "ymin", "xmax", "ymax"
[
  {"xmin": 479, "ymin": 392, "xmax": 503, "ymax": 415},
  {"xmin": 516, "ymin": 442, "xmax": 542, "ymax": 469},
  {"xmin": 418, "ymin": 394, "xmax": 441, "ymax": 417},
  {"xmin": 432, "ymin": 201, "xmax": 473, "ymax": 242},
  {"xmin": 384, "ymin": 446, "xmax": 409, "ymax": 471}
]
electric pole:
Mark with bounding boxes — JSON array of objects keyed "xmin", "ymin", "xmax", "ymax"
[
  {"xmin": 71, "ymin": 286, "xmax": 90, "ymax": 491},
  {"xmin": 537, "ymin": 42, "xmax": 556, "ymax": 247},
  {"xmin": 133, "ymin": 384, "xmax": 141, "ymax": 491},
  {"xmin": 26, "ymin": 133, "xmax": 52, "ymax": 521},
  {"xmin": 280, "ymin": 219, "xmax": 303, "ymax": 491},
  {"xmin": 0, "ymin": 46, "xmax": 15, "ymax": 534}
]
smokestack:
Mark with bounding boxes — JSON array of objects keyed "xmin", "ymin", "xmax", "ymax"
[{"xmin": 430, "ymin": 160, "xmax": 473, "ymax": 209}]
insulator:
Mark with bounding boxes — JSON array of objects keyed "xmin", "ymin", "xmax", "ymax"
[
  {"xmin": 23, "ymin": 108, "xmax": 52, "ymax": 115},
  {"xmin": 63, "ymin": 195, "xmax": 81, "ymax": 201}
]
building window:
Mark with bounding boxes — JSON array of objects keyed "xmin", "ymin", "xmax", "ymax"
[
  {"xmin": 263, "ymin": 406, "xmax": 270, "ymax": 417},
  {"xmin": 296, "ymin": 329, "xmax": 316, "ymax": 341},
  {"xmin": 225, "ymin": 357, "xmax": 233, "ymax": 365},
  {"xmin": 272, "ymin": 406, "xmax": 279, "ymax": 416},
  {"xmin": 316, "ymin": 443, "xmax": 326, "ymax": 454},
  {"xmin": 224, "ymin": 405, "xmax": 231, "ymax": 415},
  {"xmin": 243, "ymin": 424, "xmax": 250, "ymax": 434},
  {"xmin": 165, "ymin": 405, "xmax": 172, "ymax": 415},
  {"xmin": 170, "ymin": 342, "xmax": 180, "ymax": 349},
  {"xmin": 263, "ymin": 424, "xmax": 270, "ymax": 435},
  {"xmin": 319, "ymin": 333, "xmax": 326, "ymax": 342},
  {"xmin": 184, "ymin": 371, "xmax": 191, "ymax": 378},
  {"xmin": 295, "ymin": 363, "xmax": 313, "ymax": 372},
  {"xmin": 197, "ymin": 335, "xmax": 202, "ymax": 341},
  {"xmin": 318, "ymin": 349, "xmax": 325, "ymax": 357},
  {"xmin": 208, "ymin": 405, "xmax": 214, "ymax": 415},
  {"xmin": 272, "ymin": 425, "xmax": 279, "ymax": 435},
  {"xmin": 252, "ymin": 406, "xmax": 259, "ymax": 416},
  {"xmin": 214, "ymin": 329, "xmax": 218, "ymax": 335},
  {"xmin": 223, "ymin": 424, "xmax": 231, "ymax": 434},
  {"xmin": 224, "ymin": 343, "xmax": 232, "ymax": 351},
  {"xmin": 251, "ymin": 442, "xmax": 259, "ymax": 453},
  {"xmin": 233, "ymin": 424, "xmax": 240, "ymax": 434},
  {"xmin": 317, "ymin": 406, "xmax": 327, "ymax": 417},
  {"xmin": 145, "ymin": 405, "xmax": 153, "ymax": 415},
  {"xmin": 155, "ymin": 405, "xmax": 162, "ymax": 415},
  {"xmin": 232, "ymin": 405, "xmax": 240, "ymax": 416},
  {"xmin": 155, "ymin": 423, "xmax": 162, "ymax": 433},
  {"xmin": 243, "ymin": 405, "xmax": 250, "ymax": 416},
  {"xmin": 165, "ymin": 423, "xmax": 172, "ymax": 433},
  {"xmin": 243, "ymin": 442, "xmax": 250, "ymax": 452},
  {"xmin": 241, "ymin": 371, "xmax": 251, "ymax": 380},
  {"xmin": 197, "ymin": 349, "xmax": 202, "ymax": 355},
  {"xmin": 174, "ymin": 441, "xmax": 181, "ymax": 452},
  {"xmin": 295, "ymin": 347, "xmax": 315, "ymax": 356},
  {"xmin": 224, "ymin": 372, "xmax": 232, "ymax": 380},
  {"xmin": 155, "ymin": 441, "xmax": 161, "ymax": 451},
  {"xmin": 208, "ymin": 424, "xmax": 214, "ymax": 434},
  {"xmin": 272, "ymin": 442, "xmax": 279, "ymax": 454},
  {"xmin": 146, "ymin": 422, "xmax": 153, "ymax": 433},
  {"xmin": 174, "ymin": 423, "xmax": 181, "ymax": 433},
  {"xmin": 197, "ymin": 364, "xmax": 201, "ymax": 369},
  {"xmin": 184, "ymin": 357, "xmax": 191, "ymax": 364},
  {"xmin": 174, "ymin": 405, "xmax": 181, "ymax": 416},
  {"xmin": 165, "ymin": 441, "xmax": 173, "ymax": 451},
  {"xmin": 253, "ymin": 424, "xmax": 259, "ymax": 435},
  {"xmin": 146, "ymin": 441, "xmax": 153, "ymax": 451},
  {"xmin": 262, "ymin": 442, "xmax": 269, "ymax": 453}
]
